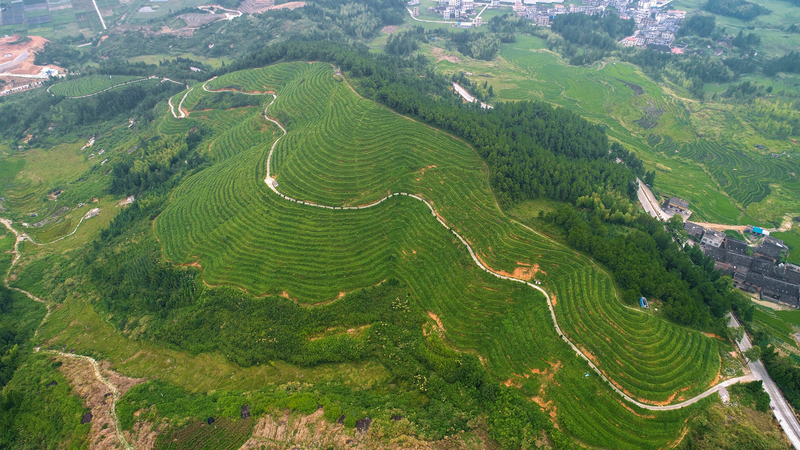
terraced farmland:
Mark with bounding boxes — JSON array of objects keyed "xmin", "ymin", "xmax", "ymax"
[
  {"xmin": 553, "ymin": 268, "xmax": 720, "ymax": 403},
  {"xmin": 49, "ymin": 75, "xmax": 149, "ymax": 97},
  {"xmin": 153, "ymin": 62, "xmax": 722, "ymax": 448},
  {"xmin": 667, "ymin": 139, "xmax": 798, "ymax": 207}
]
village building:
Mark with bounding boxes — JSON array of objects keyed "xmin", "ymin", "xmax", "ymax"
[
  {"xmin": 700, "ymin": 229, "xmax": 726, "ymax": 248},
  {"xmin": 662, "ymin": 196, "xmax": 689, "ymax": 215},
  {"xmin": 683, "ymin": 221, "xmax": 704, "ymax": 239},
  {"xmin": 696, "ymin": 227, "xmax": 798, "ymax": 307}
]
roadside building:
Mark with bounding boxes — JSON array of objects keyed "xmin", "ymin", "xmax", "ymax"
[{"xmin": 661, "ymin": 196, "xmax": 689, "ymax": 215}]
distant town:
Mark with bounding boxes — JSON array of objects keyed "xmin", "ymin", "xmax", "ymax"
[{"xmin": 412, "ymin": 0, "xmax": 686, "ymax": 49}]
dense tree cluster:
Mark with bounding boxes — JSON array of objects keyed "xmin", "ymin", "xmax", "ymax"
[
  {"xmin": 704, "ymin": 0, "xmax": 771, "ymax": 20},
  {"xmin": 761, "ymin": 346, "xmax": 800, "ymax": 409},
  {"xmin": 732, "ymin": 30, "xmax": 761, "ymax": 49},
  {"xmin": 543, "ymin": 206, "xmax": 743, "ymax": 329},
  {"xmin": 764, "ymin": 51, "xmax": 800, "ymax": 76},
  {"xmin": 677, "ymin": 14, "xmax": 716, "ymax": 38},
  {"xmin": 548, "ymin": 13, "xmax": 635, "ymax": 65},
  {"xmin": 384, "ymin": 28, "xmax": 424, "ymax": 57}
]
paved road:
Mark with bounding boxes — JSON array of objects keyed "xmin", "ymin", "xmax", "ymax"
[
  {"xmin": 729, "ymin": 314, "xmax": 800, "ymax": 449},
  {"xmin": 636, "ymin": 178, "xmax": 671, "ymax": 221}
]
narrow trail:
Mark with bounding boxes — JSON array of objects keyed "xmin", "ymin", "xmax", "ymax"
[
  {"xmin": 41, "ymin": 349, "xmax": 134, "ymax": 450},
  {"xmin": 165, "ymin": 68, "xmax": 754, "ymax": 411},
  {"xmin": 48, "ymin": 76, "xmax": 159, "ymax": 99},
  {"xmin": 0, "ymin": 217, "xmax": 132, "ymax": 449}
]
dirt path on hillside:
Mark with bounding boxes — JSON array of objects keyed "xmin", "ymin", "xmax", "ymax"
[
  {"xmin": 1, "ymin": 218, "xmax": 134, "ymax": 449},
  {"xmin": 241, "ymin": 65, "xmax": 749, "ymax": 411}
]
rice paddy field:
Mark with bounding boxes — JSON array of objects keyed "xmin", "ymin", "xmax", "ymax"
[
  {"xmin": 48, "ymin": 75, "xmax": 151, "ymax": 97},
  {"xmin": 416, "ymin": 33, "xmax": 800, "ymax": 226},
  {"xmin": 150, "ymin": 61, "xmax": 723, "ymax": 448}
]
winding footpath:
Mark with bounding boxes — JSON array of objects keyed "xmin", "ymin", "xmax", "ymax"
[
  {"xmin": 0, "ymin": 217, "xmax": 133, "ymax": 449},
  {"xmin": 189, "ymin": 75, "xmax": 756, "ymax": 412}
]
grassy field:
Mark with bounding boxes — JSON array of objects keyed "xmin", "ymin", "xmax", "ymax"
[
  {"xmin": 49, "ymin": 75, "xmax": 150, "ymax": 97},
  {"xmin": 416, "ymin": 33, "xmax": 800, "ymax": 226},
  {"xmin": 149, "ymin": 62, "xmax": 722, "ymax": 448},
  {"xmin": 772, "ymin": 228, "xmax": 800, "ymax": 264}
]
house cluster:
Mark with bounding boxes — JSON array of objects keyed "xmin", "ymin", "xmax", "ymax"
[
  {"xmin": 685, "ymin": 223, "xmax": 800, "ymax": 307},
  {"xmin": 431, "ymin": 0, "xmax": 479, "ymax": 23},
  {"xmin": 522, "ymin": 3, "xmax": 602, "ymax": 27},
  {"xmin": 505, "ymin": 0, "xmax": 684, "ymax": 49},
  {"xmin": 618, "ymin": 8, "xmax": 685, "ymax": 48}
]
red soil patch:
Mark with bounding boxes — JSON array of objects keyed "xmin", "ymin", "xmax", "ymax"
[
  {"xmin": 1, "ymin": 35, "xmax": 63, "ymax": 78},
  {"xmin": 703, "ymin": 332, "xmax": 726, "ymax": 341},
  {"xmin": 615, "ymin": 398, "xmax": 656, "ymax": 418},
  {"xmin": 427, "ymin": 311, "xmax": 445, "ymax": 333},
  {"xmin": 550, "ymin": 294, "xmax": 557, "ymax": 306},
  {"xmin": 580, "ymin": 347, "xmax": 599, "ymax": 366}
]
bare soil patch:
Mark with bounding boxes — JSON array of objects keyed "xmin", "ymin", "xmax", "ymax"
[
  {"xmin": 427, "ymin": 311, "xmax": 446, "ymax": 333},
  {"xmin": 55, "ymin": 355, "xmax": 144, "ymax": 449},
  {"xmin": 240, "ymin": 409, "xmax": 489, "ymax": 449},
  {"xmin": 431, "ymin": 47, "xmax": 460, "ymax": 63},
  {"xmin": 0, "ymin": 35, "xmax": 63, "ymax": 81},
  {"xmin": 381, "ymin": 25, "xmax": 398, "ymax": 34},
  {"xmin": 178, "ymin": 13, "xmax": 224, "ymax": 27},
  {"xmin": 239, "ymin": 0, "xmax": 305, "ymax": 13}
]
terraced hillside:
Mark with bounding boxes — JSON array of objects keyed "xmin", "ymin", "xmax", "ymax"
[
  {"xmin": 554, "ymin": 268, "xmax": 720, "ymax": 403},
  {"xmin": 153, "ymin": 62, "xmax": 722, "ymax": 448},
  {"xmin": 49, "ymin": 75, "xmax": 150, "ymax": 97}
]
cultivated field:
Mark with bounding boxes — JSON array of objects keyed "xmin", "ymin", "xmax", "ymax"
[
  {"xmin": 152, "ymin": 62, "xmax": 722, "ymax": 448},
  {"xmin": 422, "ymin": 34, "xmax": 800, "ymax": 226},
  {"xmin": 49, "ymin": 75, "xmax": 150, "ymax": 97}
]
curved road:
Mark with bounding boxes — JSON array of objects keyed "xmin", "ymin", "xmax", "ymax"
[{"xmin": 730, "ymin": 314, "xmax": 800, "ymax": 448}]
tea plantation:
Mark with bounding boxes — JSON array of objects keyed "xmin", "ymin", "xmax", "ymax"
[{"xmin": 151, "ymin": 62, "xmax": 722, "ymax": 448}]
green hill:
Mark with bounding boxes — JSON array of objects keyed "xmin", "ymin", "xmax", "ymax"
[{"xmin": 149, "ymin": 62, "xmax": 722, "ymax": 448}]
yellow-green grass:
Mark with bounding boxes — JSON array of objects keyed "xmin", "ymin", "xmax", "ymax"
[
  {"xmin": 772, "ymin": 229, "xmax": 800, "ymax": 265},
  {"xmin": 127, "ymin": 53, "xmax": 232, "ymax": 69},
  {"xmin": 36, "ymin": 297, "xmax": 390, "ymax": 393},
  {"xmin": 753, "ymin": 307, "xmax": 798, "ymax": 351},
  {"xmin": 776, "ymin": 309, "xmax": 800, "ymax": 326},
  {"xmin": 49, "ymin": 75, "xmax": 148, "ymax": 97},
  {"xmin": 0, "ymin": 142, "xmax": 90, "ymax": 211},
  {"xmin": 152, "ymin": 62, "xmax": 721, "ymax": 447}
]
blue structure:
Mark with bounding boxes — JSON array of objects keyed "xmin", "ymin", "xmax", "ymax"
[{"xmin": 639, "ymin": 297, "xmax": 649, "ymax": 308}]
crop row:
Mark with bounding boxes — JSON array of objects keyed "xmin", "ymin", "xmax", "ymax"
[
  {"xmin": 206, "ymin": 62, "xmax": 311, "ymax": 93},
  {"xmin": 50, "ymin": 75, "xmax": 147, "ymax": 97},
  {"xmin": 156, "ymin": 418, "xmax": 254, "ymax": 450},
  {"xmin": 553, "ymin": 268, "xmax": 719, "ymax": 402},
  {"xmin": 152, "ymin": 62, "xmax": 716, "ymax": 447},
  {"xmin": 668, "ymin": 139, "xmax": 796, "ymax": 207}
]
